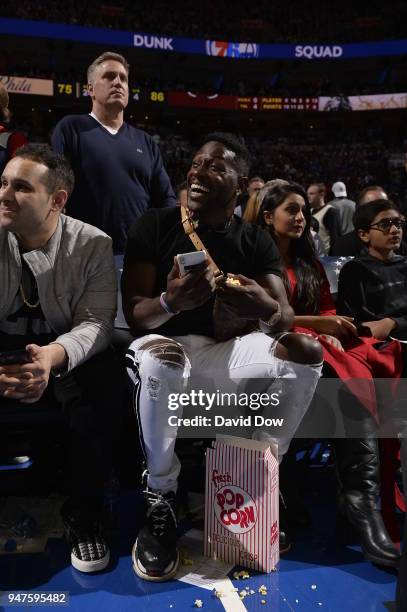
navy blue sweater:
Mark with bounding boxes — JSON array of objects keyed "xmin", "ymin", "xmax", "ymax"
[{"xmin": 52, "ymin": 114, "xmax": 176, "ymax": 253}]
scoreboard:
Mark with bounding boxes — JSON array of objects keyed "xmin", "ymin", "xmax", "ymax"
[
  {"xmin": 1, "ymin": 76, "xmax": 405, "ymax": 113},
  {"xmin": 167, "ymin": 92, "xmax": 318, "ymax": 111},
  {"xmin": 53, "ymin": 80, "xmax": 317, "ymax": 112}
]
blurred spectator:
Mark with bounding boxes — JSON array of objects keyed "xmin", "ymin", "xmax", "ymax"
[
  {"xmin": 0, "ymin": 83, "xmax": 28, "ymax": 173},
  {"xmin": 331, "ymin": 185, "xmax": 388, "ymax": 256},
  {"xmin": 248, "ymin": 176, "xmax": 265, "ymax": 196},
  {"xmin": 328, "ymin": 181, "xmax": 356, "ymax": 234},
  {"xmin": 307, "ymin": 182, "xmax": 340, "ymax": 253},
  {"xmin": 236, "ymin": 175, "xmax": 265, "ymax": 217}
]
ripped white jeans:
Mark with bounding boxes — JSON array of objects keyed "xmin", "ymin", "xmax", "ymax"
[{"xmin": 126, "ymin": 332, "xmax": 322, "ymax": 493}]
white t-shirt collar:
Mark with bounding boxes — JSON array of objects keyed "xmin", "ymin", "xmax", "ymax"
[{"xmin": 89, "ymin": 112, "xmax": 120, "ymax": 135}]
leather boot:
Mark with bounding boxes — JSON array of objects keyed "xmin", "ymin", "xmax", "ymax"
[
  {"xmin": 333, "ymin": 437, "xmax": 400, "ymax": 568},
  {"xmin": 279, "ymin": 443, "xmax": 312, "ymax": 528}
]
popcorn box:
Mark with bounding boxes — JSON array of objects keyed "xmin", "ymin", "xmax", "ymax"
[{"xmin": 204, "ymin": 435, "xmax": 279, "ymax": 572}]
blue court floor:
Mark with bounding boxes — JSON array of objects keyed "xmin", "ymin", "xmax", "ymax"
[{"xmin": 0, "ymin": 462, "xmax": 401, "ymax": 611}]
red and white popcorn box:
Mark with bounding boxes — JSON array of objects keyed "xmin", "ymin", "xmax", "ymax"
[{"xmin": 204, "ymin": 435, "xmax": 279, "ymax": 573}]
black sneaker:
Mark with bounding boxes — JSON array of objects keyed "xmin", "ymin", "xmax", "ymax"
[
  {"xmin": 133, "ymin": 489, "xmax": 179, "ymax": 581},
  {"xmin": 61, "ymin": 502, "xmax": 110, "ymax": 573}
]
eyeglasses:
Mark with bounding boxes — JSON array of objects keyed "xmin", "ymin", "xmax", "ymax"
[{"xmin": 369, "ymin": 218, "xmax": 405, "ymax": 233}]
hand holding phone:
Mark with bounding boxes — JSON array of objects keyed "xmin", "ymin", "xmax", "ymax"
[
  {"xmin": 0, "ymin": 344, "xmax": 54, "ymax": 404},
  {"xmin": 176, "ymin": 250, "xmax": 207, "ymax": 276},
  {"xmin": 354, "ymin": 321, "xmax": 372, "ymax": 337},
  {"xmin": 0, "ymin": 349, "xmax": 32, "ymax": 366},
  {"xmin": 165, "ymin": 250, "xmax": 215, "ymax": 312}
]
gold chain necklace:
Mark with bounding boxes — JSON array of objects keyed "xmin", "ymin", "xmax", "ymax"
[{"xmin": 19, "ymin": 283, "xmax": 40, "ymax": 309}]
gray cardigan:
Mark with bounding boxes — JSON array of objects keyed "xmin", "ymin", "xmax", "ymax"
[{"xmin": 0, "ymin": 214, "xmax": 117, "ymax": 372}]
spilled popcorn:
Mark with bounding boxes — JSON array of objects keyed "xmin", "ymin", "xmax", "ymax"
[
  {"xmin": 194, "ymin": 600, "xmax": 203, "ymax": 608},
  {"xmin": 180, "ymin": 551, "xmax": 194, "ymax": 566},
  {"xmin": 233, "ymin": 570, "xmax": 250, "ymax": 580}
]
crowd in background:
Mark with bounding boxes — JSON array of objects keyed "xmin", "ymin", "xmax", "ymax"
[
  {"xmin": 159, "ymin": 135, "xmax": 406, "ymax": 208},
  {"xmin": 1, "ymin": 0, "xmax": 407, "ymax": 99},
  {"xmin": 1, "ymin": 0, "xmax": 407, "ymax": 43}
]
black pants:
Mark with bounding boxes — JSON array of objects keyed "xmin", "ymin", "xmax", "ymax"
[{"xmin": 0, "ymin": 348, "xmax": 124, "ymax": 504}]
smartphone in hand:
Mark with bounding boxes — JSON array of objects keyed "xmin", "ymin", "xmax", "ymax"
[
  {"xmin": 176, "ymin": 250, "xmax": 206, "ymax": 276},
  {"xmin": 355, "ymin": 321, "xmax": 372, "ymax": 337},
  {"xmin": 0, "ymin": 349, "xmax": 32, "ymax": 366}
]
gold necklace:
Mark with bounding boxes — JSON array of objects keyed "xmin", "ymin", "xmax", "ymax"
[{"xmin": 19, "ymin": 283, "xmax": 40, "ymax": 309}]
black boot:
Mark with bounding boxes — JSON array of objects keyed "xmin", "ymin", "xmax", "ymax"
[
  {"xmin": 279, "ymin": 443, "xmax": 312, "ymax": 528},
  {"xmin": 333, "ymin": 438, "xmax": 400, "ymax": 568}
]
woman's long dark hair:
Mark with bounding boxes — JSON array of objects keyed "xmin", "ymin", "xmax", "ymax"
[{"xmin": 256, "ymin": 181, "xmax": 322, "ymax": 314}]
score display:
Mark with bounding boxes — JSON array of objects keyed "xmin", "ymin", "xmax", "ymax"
[
  {"xmin": 168, "ymin": 92, "xmax": 319, "ymax": 111},
  {"xmin": 56, "ymin": 82, "xmax": 76, "ymax": 96},
  {"xmin": 55, "ymin": 82, "xmax": 319, "ymax": 111},
  {"xmin": 149, "ymin": 90, "xmax": 165, "ymax": 103}
]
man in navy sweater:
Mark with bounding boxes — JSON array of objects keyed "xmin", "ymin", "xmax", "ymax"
[{"xmin": 52, "ymin": 52, "xmax": 175, "ymax": 253}]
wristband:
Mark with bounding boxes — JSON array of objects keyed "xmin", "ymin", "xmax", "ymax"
[
  {"xmin": 259, "ymin": 302, "xmax": 281, "ymax": 332},
  {"xmin": 160, "ymin": 292, "xmax": 179, "ymax": 315}
]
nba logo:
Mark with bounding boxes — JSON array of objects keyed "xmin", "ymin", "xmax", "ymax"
[{"xmin": 206, "ymin": 40, "xmax": 259, "ymax": 58}]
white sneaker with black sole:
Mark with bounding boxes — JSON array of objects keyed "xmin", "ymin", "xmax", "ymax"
[{"xmin": 61, "ymin": 502, "xmax": 110, "ymax": 573}]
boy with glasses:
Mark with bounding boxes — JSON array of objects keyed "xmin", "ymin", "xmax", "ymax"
[
  {"xmin": 337, "ymin": 199, "xmax": 407, "ymax": 341},
  {"xmin": 337, "ymin": 199, "xmax": 406, "ymax": 550}
]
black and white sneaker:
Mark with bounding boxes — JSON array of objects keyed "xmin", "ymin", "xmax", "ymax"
[
  {"xmin": 61, "ymin": 502, "xmax": 110, "ymax": 573},
  {"xmin": 133, "ymin": 489, "xmax": 179, "ymax": 581}
]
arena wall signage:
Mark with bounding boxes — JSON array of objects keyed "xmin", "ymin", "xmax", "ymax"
[
  {"xmin": 294, "ymin": 45, "xmax": 343, "ymax": 59},
  {"xmin": 4, "ymin": 73, "xmax": 405, "ymax": 113},
  {"xmin": 0, "ymin": 75, "xmax": 53, "ymax": 96},
  {"xmin": 319, "ymin": 92, "xmax": 407, "ymax": 111},
  {"xmin": 2, "ymin": 17, "xmax": 407, "ymax": 60}
]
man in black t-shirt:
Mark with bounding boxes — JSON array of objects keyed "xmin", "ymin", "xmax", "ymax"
[{"xmin": 122, "ymin": 132, "xmax": 323, "ymax": 582}]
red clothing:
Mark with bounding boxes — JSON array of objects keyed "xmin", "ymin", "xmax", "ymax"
[
  {"xmin": 0, "ymin": 123, "xmax": 27, "ymax": 161},
  {"xmin": 287, "ymin": 263, "xmax": 403, "ymax": 419}
]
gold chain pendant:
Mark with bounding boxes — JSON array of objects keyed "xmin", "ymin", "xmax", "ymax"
[{"xmin": 19, "ymin": 283, "xmax": 40, "ymax": 309}]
